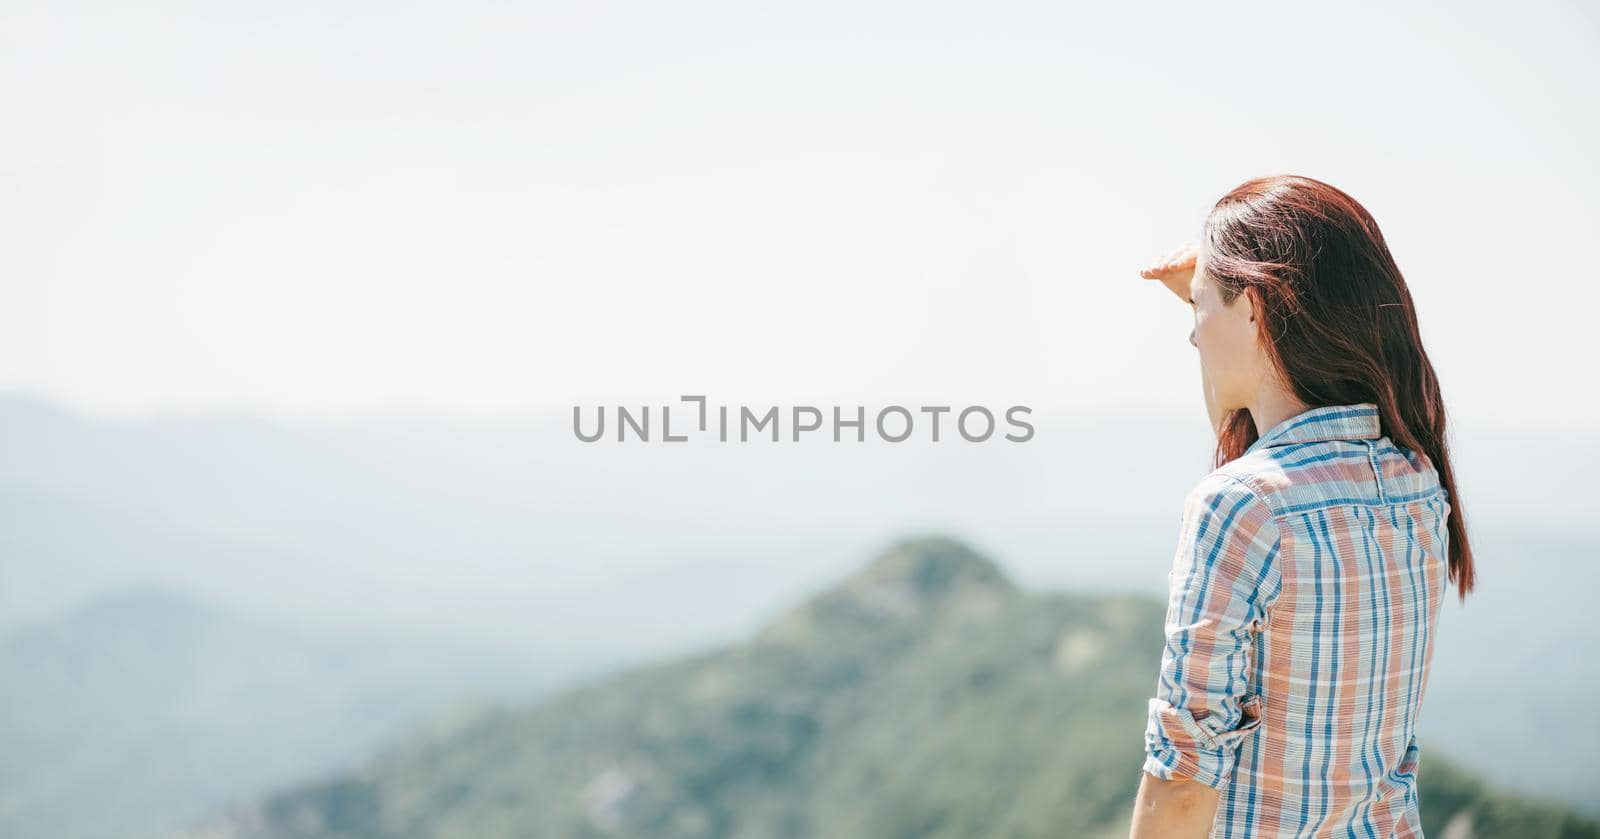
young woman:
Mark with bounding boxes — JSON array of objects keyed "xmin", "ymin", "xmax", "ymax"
[{"xmin": 1127, "ymin": 175, "xmax": 1475, "ymax": 839}]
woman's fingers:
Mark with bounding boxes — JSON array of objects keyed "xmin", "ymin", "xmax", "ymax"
[
  {"xmin": 1140, "ymin": 242, "xmax": 1199, "ymax": 301},
  {"xmin": 1162, "ymin": 243, "xmax": 1197, "ymax": 272},
  {"xmin": 1140, "ymin": 243, "xmax": 1197, "ymax": 279}
]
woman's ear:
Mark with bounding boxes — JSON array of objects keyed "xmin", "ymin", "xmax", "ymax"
[{"xmin": 1241, "ymin": 286, "xmax": 1262, "ymax": 324}]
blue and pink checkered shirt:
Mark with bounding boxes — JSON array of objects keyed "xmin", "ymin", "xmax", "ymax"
[{"xmin": 1142, "ymin": 402, "xmax": 1451, "ymax": 838}]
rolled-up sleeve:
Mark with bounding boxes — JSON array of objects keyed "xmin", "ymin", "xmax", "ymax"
[{"xmin": 1143, "ymin": 472, "xmax": 1281, "ymax": 789}]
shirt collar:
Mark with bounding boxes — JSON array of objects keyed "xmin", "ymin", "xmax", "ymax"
[{"xmin": 1245, "ymin": 402, "xmax": 1381, "ymax": 454}]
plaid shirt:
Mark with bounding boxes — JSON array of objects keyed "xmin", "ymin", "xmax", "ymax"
[{"xmin": 1142, "ymin": 403, "xmax": 1451, "ymax": 838}]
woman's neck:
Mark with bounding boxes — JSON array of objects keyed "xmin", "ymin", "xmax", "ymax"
[{"xmin": 1249, "ymin": 386, "xmax": 1313, "ymax": 439}]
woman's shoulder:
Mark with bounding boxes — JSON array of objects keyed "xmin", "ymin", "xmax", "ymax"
[
  {"xmin": 1180, "ymin": 464, "xmax": 1282, "ymax": 529},
  {"xmin": 1188, "ymin": 452, "xmax": 1293, "ymax": 517},
  {"xmin": 1176, "ymin": 467, "xmax": 1283, "ymax": 558}
]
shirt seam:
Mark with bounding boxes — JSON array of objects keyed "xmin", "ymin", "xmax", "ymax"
[
  {"xmin": 1221, "ymin": 461, "xmax": 1446, "ymax": 519},
  {"xmin": 1208, "ymin": 472, "xmax": 1285, "ymax": 634}
]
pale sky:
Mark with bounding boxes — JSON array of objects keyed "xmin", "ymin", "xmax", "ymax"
[{"xmin": 3, "ymin": 0, "xmax": 1596, "ymax": 424}]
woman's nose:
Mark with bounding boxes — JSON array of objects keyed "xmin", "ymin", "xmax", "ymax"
[{"xmin": 1189, "ymin": 328, "xmax": 1197, "ymax": 347}]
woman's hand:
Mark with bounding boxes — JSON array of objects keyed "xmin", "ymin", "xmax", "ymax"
[{"xmin": 1139, "ymin": 242, "xmax": 1198, "ymax": 303}]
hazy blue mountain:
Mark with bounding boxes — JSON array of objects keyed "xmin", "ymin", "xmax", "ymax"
[
  {"xmin": 194, "ymin": 539, "xmax": 1598, "ymax": 839},
  {"xmin": 2, "ymin": 393, "xmax": 1594, "ymax": 812},
  {"xmin": 0, "ymin": 588, "xmax": 562, "ymax": 839}
]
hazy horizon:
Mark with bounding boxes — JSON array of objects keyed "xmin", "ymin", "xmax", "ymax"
[{"xmin": 3, "ymin": 387, "xmax": 1592, "ymax": 639}]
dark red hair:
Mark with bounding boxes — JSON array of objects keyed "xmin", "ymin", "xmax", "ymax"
[{"xmin": 1203, "ymin": 175, "xmax": 1475, "ymax": 600}]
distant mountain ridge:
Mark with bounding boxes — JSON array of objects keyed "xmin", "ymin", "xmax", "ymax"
[
  {"xmin": 0, "ymin": 588, "xmax": 553, "ymax": 839},
  {"xmin": 195, "ymin": 538, "xmax": 1599, "ymax": 839},
  {"xmin": 4, "ymin": 392, "xmax": 1596, "ymax": 812}
]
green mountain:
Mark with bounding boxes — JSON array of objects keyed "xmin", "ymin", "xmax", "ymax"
[{"xmin": 196, "ymin": 537, "xmax": 1597, "ymax": 839}]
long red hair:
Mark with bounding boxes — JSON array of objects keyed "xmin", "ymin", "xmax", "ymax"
[{"xmin": 1203, "ymin": 175, "xmax": 1475, "ymax": 600}]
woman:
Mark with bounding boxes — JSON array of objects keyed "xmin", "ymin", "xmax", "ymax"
[{"xmin": 1127, "ymin": 175, "xmax": 1475, "ymax": 839}]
